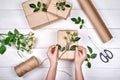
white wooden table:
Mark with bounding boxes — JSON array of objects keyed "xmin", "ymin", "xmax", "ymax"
[{"xmin": 0, "ymin": 0, "xmax": 120, "ymax": 80}]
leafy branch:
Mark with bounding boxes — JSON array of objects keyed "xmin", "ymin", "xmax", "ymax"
[
  {"xmin": 71, "ymin": 17, "xmax": 85, "ymax": 29},
  {"xmin": 56, "ymin": 1, "xmax": 71, "ymax": 11},
  {"xmin": 29, "ymin": 2, "xmax": 47, "ymax": 12},
  {"xmin": 56, "ymin": 31, "xmax": 97, "ymax": 68},
  {"xmin": 85, "ymin": 46, "xmax": 97, "ymax": 68},
  {"xmin": 56, "ymin": 31, "xmax": 80, "ymax": 59},
  {"xmin": 0, "ymin": 29, "xmax": 36, "ymax": 57}
]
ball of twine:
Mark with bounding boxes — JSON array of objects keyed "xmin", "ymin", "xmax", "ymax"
[{"xmin": 14, "ymin": 56, "xmax": 39, "ymax": 77}]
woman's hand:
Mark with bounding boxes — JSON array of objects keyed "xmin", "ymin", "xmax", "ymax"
[
  {"xmin": 46, "ymin": 45, "xmax": 58, "ymax": 80},
  {"xmin": 75, "ymin": 46, "xmax": 87, "ymax": 67},
  {"xmin": 47, "ymin": 45, "xmax": 58, "ymax": 67}
]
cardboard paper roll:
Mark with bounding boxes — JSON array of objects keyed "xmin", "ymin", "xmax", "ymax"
[
  {"xmin": 78, "ymin": 0, "xmax": 113, "ymax": 43},
  {"xmin": 14, "ymin": 56, "xmax": 39, "ymax": 77}
]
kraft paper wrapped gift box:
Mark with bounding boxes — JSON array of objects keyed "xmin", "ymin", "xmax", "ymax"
[
  {"xmin": 22, "ymin": 0, "xmax": 60, "ymax": 29},
  {"xmin": 47, "ymin": 0, "xmax": 72, "ymax": 19},
  {"xmin": 57, "ymin": 30, "xmax": 78, "ymax": 60}
]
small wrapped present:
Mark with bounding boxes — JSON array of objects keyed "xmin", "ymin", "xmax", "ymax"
[
  {"xmin": 47, "ymin": 0, "xmax": 72, "ymax": 19},
  {"xmin": 57, "ymin": 30, "xmax": 80, "ymax": 60},
  {"xmin": 22, "ymin": 0, "xmax": 60, "ymax": 29}
]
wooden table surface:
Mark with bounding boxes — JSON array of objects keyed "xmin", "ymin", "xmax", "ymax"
[{"xmin": 0, "ymin": 0, "xmax": 120, "ymax": 80}]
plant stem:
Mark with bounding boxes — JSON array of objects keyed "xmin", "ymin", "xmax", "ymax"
[
  {"xmin": 17, "ymin": 50, "xmax": 23, "ymax": 58},
  {"xmin": 58, "ymin": 50, "xmax": 67, "ymax": 60}
]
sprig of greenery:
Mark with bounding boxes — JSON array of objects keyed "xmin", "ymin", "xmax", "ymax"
[
  {"xmin": 85, "ymin": 46, "xmax": 97, "ymax": 68},
  {"xmin": 56, "ymin": 1, "xmax": 71, "ymax": 11},
  {"xmin": 71, "ymin": 17, "xmax": 85, "ymax": 29},
  {"xmin": 56, "ymin": 31, "xmax": 97, "ymax": 68},
  {"xmin": 56, "ymin": 31, "xmax": 80, "ymax": 59},
  {"xmin": 29, "ymin": 2, "xmax": 47, "ymax": 12},
  {"xmin": 0, "ymin": 29, "xmax": 36, "ymax": 57}
]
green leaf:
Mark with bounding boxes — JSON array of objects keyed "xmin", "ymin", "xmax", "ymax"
[
  {"xmin": 56, "ymin": 44, "xmax": 61, "ymax": 50},
  {"xmin": 42, "ymin": 8, "xmax": 47, "ymax": 12},
  {"xmin": 61, "ymin": 47, "xmax": 65, "ymax": 52},
  {"xmin": 87, "ymin": 54, "xmax": 91, "ymax": 58},
  {"xmin": 71, "ymin": 18, "xmax": 77, "ymax": 22},
  {"xmin": 19, "ymin": 34, "xmax": 24, "ymax": 39},
  {"xmin": 21, "ymin": 43, "xmax": 26, "ymax": 47},
  {"xmin": 74, "ymin": 37, "xmax": 80, "ymax": 41},
  {"xmin": 8, "ymin": 31, "xmax": 13, "ymax": 37},
  {"xmin": 85, "ymin": 58, "xmax": 88, "ymax": 61},
  {"xmin": 73, "ymin": 32, "xmax": 78, "ymax": 36},
  {"xmin": 87, "ymin": 46, "xmax": 93, "ymax": 53},
  {"xmin": 17, "ymin": 40, "xmax": 21, "ymax": 50},
  {"xmin": 42, "ymin": 3, "xmax": 46, "ymax": 8},
  {"xmin": 29, "ymin": 3, "xmax": 36, "ymax": 8},
  {"xmin": 59, "ymin": 2, "xmax": 65, "ymax": 6},
  {"xmin": 82, "ymin": 19, "xmax": 85, "ymax": 24},
  {"xmin": 37, "ymin": 2, "xmax": 41, "ymax": 7},
  {"xmin": 75, "ymin": 17, "xmax": 81, "ymax": 24},
  {"xmin": 14, "ymin": 29, "xmax": 19, "ymax": 34},
  {"xmin": 65, "ymin": 4, "xmax": 71, "ymax": 7},
  {"xmin": 34, "ymin": 8, "xmax": 40, "ymax": 12},
  {"xmin": 78, "ymin": 17, "xmax": 81, "ymax": 22},
  {"xmin": 86, "ymin": 62, "xmax": 91, "ymax": 68},
  {"xmin": 57, "ymin": 7, "xmax": 60, "ymax": 10},
  {"xmin": 70, "ymin": 45, "xmax": 77, "ymax": 51},
  {"xmin": 56, "ymin": 2, "xmax": 59, "ymax": 5},
  {"xmin": 64, "ymin": 36, "xmax": 68, "ymax": 40},
  {"xmin": 91, "ymin": 53, "xmax": 97, "ymax": 59},
  {"xmin": 62, "ymin": 7, "xmax": 65, "ymax": 11},
  {"xmin": 0, "ymin": 45, "xmax": 6, "ymax": 55},
  {"xmin": 4, "ymin": 37, "xmax": 11, "ymax": 45},
  {"xmin": 66, "ymin": 31, "xmax": 70, "ymax": 35},
  {"xmin": 80, "ymin": 25, "xmax": 83, "ymax": 29}
]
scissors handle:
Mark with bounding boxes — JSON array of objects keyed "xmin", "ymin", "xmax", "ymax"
[
  {"xmin": 100, "ymin": 53, "xmax": 109, "ymax": 63},
  {"xmin": 100, "ymin": 49, "xmax": 113, "ymax": 63},
  {"xmin": 104, "ymin": 49, "xmax": 113, "ymax": 59}
]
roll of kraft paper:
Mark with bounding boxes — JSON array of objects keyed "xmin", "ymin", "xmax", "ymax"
[
  {"xmin": 14, "ymin": 56, "xmax": 40, "ymax": 77},
  {"xmin": 78, "ymin": 0, "xmax": 113, "ymax": 43}
]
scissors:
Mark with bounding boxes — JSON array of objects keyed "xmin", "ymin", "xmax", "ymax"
[{"xmin": 88, "ymin": 36, "xmax": 113, "ymax": 63}]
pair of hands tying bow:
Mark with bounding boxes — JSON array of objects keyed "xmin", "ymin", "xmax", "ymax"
[
  {"xmin": 46, "ymin": 45, "xmax": 87, "ymax": 80},
  {"xmin": 47, "ymin": 45, "xmax": 87, "ymax": 67}
]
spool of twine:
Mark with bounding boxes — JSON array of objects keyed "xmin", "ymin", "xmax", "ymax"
[{"xmin": 14, "ymin": 56, "xmax": 40, "ymax": 77}]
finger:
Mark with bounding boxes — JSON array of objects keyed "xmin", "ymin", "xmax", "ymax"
[
  {"xmin": 75, "ymin": 47, "xmax": 79, "ymax": 57},
  {"xmin": 54, "ymin": 46, "xmax": 58, "ymax": 56},
  {"xmin": 78, "ymin": 46, "xmax": 86, "ymax": 50},
  {"xmin": 47, "ymin": 45, "xmax": 55, "ymax": 55},
  {"xmin": 78, "ymin": 46, "xmax": 86, "ymax": 56}
]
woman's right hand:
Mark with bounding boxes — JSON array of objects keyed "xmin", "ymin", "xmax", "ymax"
[{"xmin": 74, "ymin": 46, "xmax": 87, "ymax": 67}]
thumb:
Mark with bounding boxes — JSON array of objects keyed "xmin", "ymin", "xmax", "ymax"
[{"xmin": 54, "ymin": 46, "xmax": 58, "ymax": 56}]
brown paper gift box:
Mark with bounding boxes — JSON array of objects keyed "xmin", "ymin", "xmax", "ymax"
[
  {"xmin": 47, "ymin": 0, "xmax": 72, "ymax": 19},
  {"xmin": 22, "ymin": 0, "xmax": 60, "ymax": 29},
  {"xmin": 57, "ymin": 30, "xmax": 78, "ymax": 60}
]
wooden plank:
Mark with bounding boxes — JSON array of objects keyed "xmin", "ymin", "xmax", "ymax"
[
  {"xmin": 0, "ymin": 29, "xmax": 119, "ymax": 48},
  {"xmin": 69, "ymin": 0, "xmax": 120, "ymax": 10},
  {"xmin": 82, "ymin": 68, "xmax": 120, "ymax": 80},
  {"xmin": 0, "ymin": 10, "xmax": 120, "ymax": 29},
  {"xmin": 1, "ymin": 66, "xmax": 120, "ymax": 80},
  {"xmin": 0, "ymin": 48, "xmax": 120, "ymax": 68},
  {"xmin": 0, "ymin": 67, "xmax": 24, "ymax": 80},
  {"xmin": 0, "ymin": 0, "xmax": 120, "ymax": 10}
]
